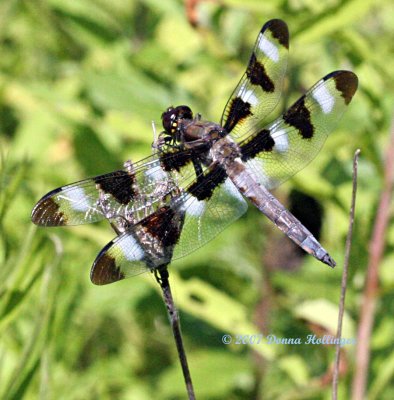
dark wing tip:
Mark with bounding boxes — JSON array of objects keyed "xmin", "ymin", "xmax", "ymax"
[
  {"xmin": 31, "ymin": 188, "xmax": 67, "ymax": 226},
  {"xmin": 90, "ymin": 242, "xmax": 125, "ymax": 285},
  {"xmin": 262, "ymin": 19, "xmax": 289, "ymax": 49},
  {"xmin": 325, "ymin": 70, "xmax": 358, "ymax": 105}
]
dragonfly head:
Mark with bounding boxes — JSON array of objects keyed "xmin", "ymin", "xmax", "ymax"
[{"xmin": 161, "ymin": 105, "xmax": 193, "ymax": 137}]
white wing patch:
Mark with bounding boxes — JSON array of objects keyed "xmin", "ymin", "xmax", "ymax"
[
  {"xmin": 245, "ymin": 158, "xmax": 277, "ymax": 189},
  {"xmin": 60, "ymin": 187, "xmax": 91, "ymax": 212},
  {"xmin": 241, "ymin": 89, "xmax": 259, "ymax": 106},
  {"xmin": 272, "ymin": 129, "xmax": 289, "ymax": 153},
  {"xmin": 312, "ymin": 82, "xmax": 334, "ymax": 114},
  {"xmin": 258, "ymin": 34, "xmax": 279, "ymax": 62},
  {"xmin": 223, "ymin": 178, "xmax": 246, "ymax": 202},
  {"xmin": 145, "ymin": 163, "xmax": 168, "ymax": 182},
  {"xmin": 239, "ymin": 83, "xmax": 259, "ymax": 106},
  {"xmin": 182, "ymin": 196, "xmax": 206, "ymax": 217},
  {"xmin": 117, "ymin": 235, "xmax": 144, "ymax": 261}
]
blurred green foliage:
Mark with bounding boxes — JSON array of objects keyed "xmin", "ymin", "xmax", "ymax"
[{"xmin": 1, "ymin": 0, "xmax": 393, "ymax": 399}]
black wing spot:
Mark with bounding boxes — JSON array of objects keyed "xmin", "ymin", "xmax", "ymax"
[
  {"xmin": 187, "ymin": 164, "xmax": 227, "ymax": 201},
  {"xmin": 327, "ymin": 71, "xmax": 358, "ymax": 105},
  {"xmin": 31, "ymin": 189, "xmax": 67, "ymax": 226},
  {"xmin": 141, "ymin": 206, "xmax": 184, "ymax": 247},
  {"xmin": 95, "ymin": 170, "xmax": 136, "ymax": 205},
  {"xmin": 223, "ymin": 97, "xmax": 252, "ymax": 133},
  {"xmin": 264, "ymin": 19, "xmax": 289, "ymax": 49},
  {"xmin": 240, "ymin": 129, "xmax": 275, "ymax": 161},
  {"xmin": 283, "ymin": 96, "xmax": 314, "ymax": 139},
  {"xmin": 91, "ymin": 245, "xmax": 125, "ymax": 285},
  {"xmin": 160, "ymin": 150, "xmax": 192, "ymax": 172},
  {"xmin": 246, "ymin": 53, "xmax": 275, "ymax": 93}
]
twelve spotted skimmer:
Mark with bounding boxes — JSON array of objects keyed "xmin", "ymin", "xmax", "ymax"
[{"xmin": 32, "ymin": 19, "xmax": 358, "ymax": 285}]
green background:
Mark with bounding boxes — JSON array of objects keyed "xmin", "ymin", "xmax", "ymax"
[{"xmin": 1, "ymin": 0, "xmax": 393, "ymax": 399}]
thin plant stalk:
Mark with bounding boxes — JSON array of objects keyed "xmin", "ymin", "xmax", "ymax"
[
  {"xmin": 154, "ymin": 267, "xmax": 196, "ymax": 400},
  {"xmin": 110, "ymin": 224, "xmax": 196, "ymax": 399},
  {"xmin": 332, "ymin": 149, "xmax": 360, "ymax": 400}
]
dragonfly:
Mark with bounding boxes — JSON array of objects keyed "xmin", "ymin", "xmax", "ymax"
[{"xmin": 31, "ymin": 19, "xmax": 358, "ymax": 285}]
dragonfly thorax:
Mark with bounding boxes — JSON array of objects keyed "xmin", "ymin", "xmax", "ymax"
[{"xmin": 160, "ymin": 105, "xmax": 226, "ymax": 151}]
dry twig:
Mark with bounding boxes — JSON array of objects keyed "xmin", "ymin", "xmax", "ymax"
[{"xmin": 352, "ymin": 119, "xmax": 394, "ymax": 400}]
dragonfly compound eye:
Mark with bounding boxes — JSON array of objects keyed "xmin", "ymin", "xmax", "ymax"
[
  {"xmin": 161, "ymin": 106, "xmax": 193, "ymax": 135},
  {"xmin": 174, "ymin": 105, "xmax": 193, "ymax": 121},
  {"xmin": 161, "ymin": 107, "xmax": 177, "ymax": 135}
]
